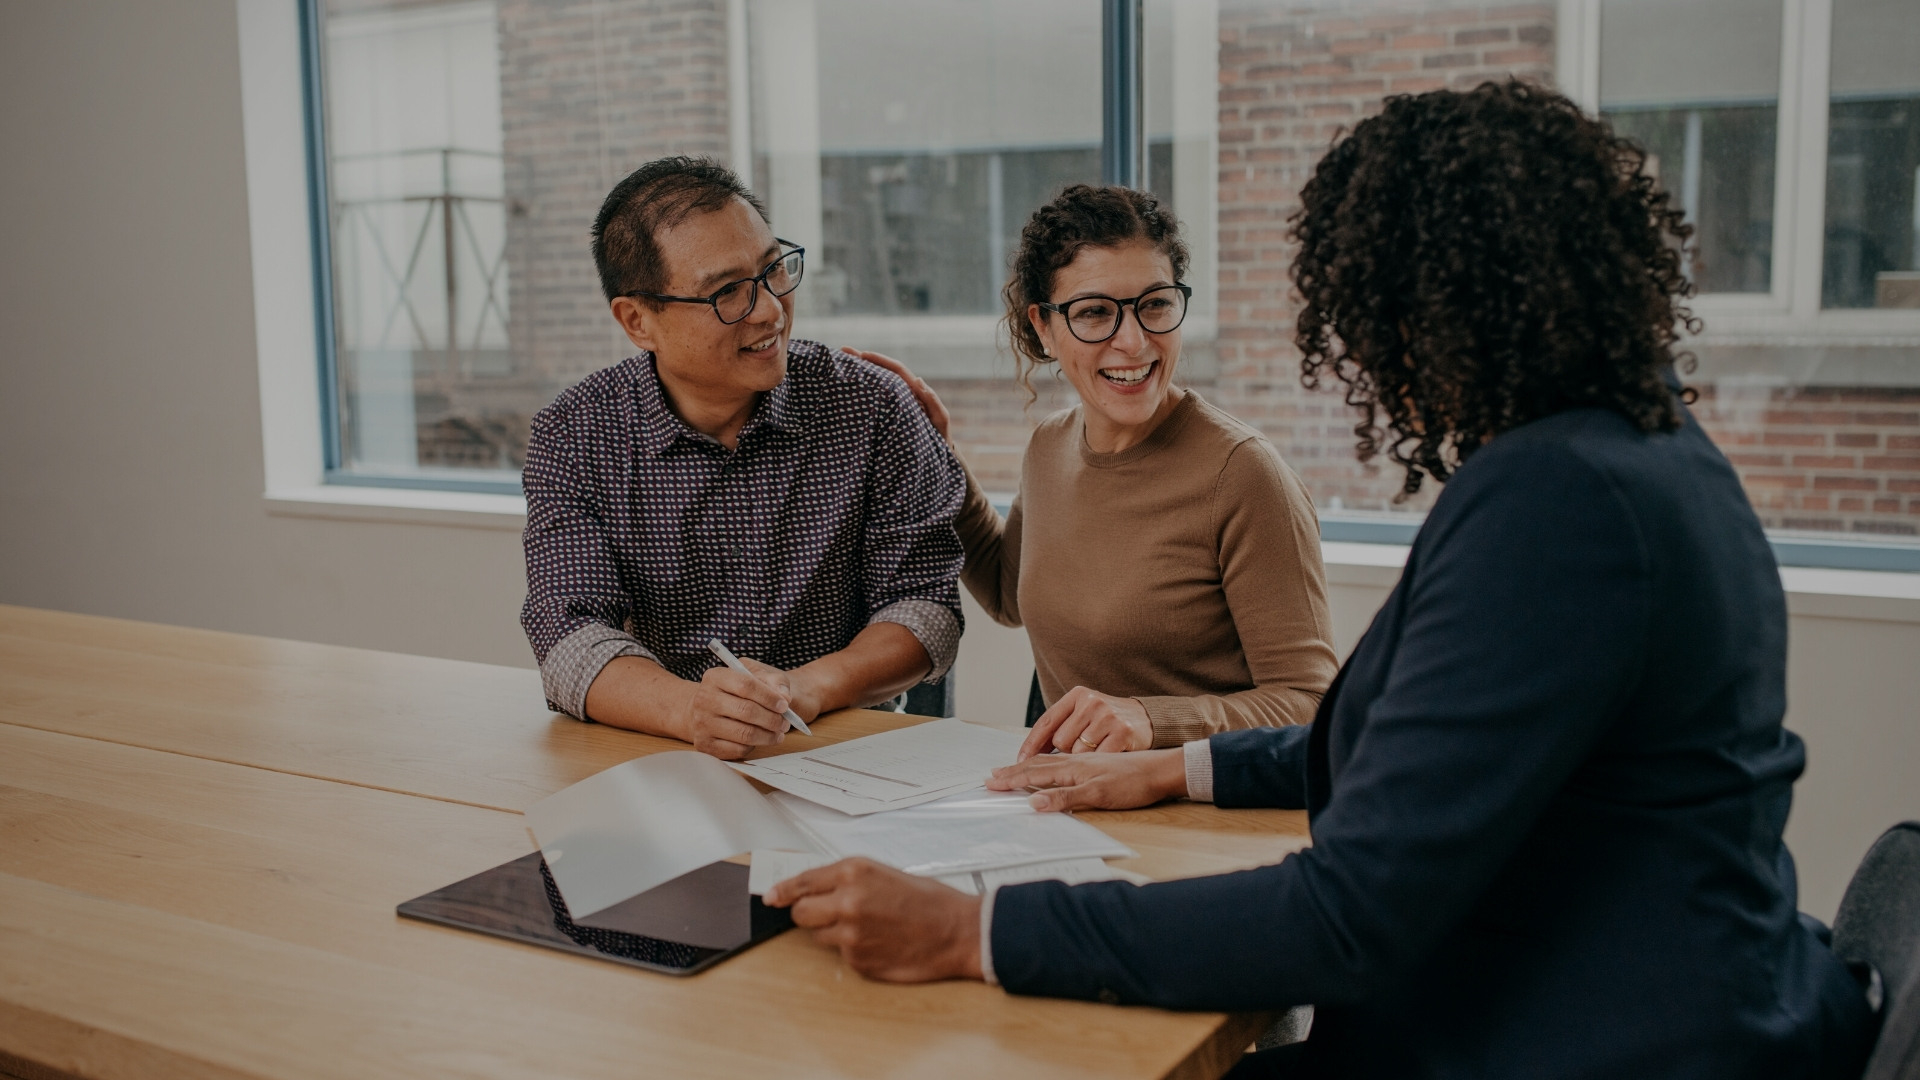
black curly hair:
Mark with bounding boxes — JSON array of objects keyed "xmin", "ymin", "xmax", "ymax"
[
  {"xmin": 1003, "ymin": 184, "xmax": 1189, "ymax": 400},
  {"xmin": 1290, "ymin": 79, "xmax": 1699, "ymax": 498}
]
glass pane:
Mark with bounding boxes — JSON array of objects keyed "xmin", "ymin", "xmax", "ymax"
[
  {"xmin": 747, "ymin": 0, "xmax": 1107, "ymax": 490},
  {"xmin": 1599, "ymin": 0, "xmax": 1782, "ymax": 294},
  {"xmin": 1822, "ymin": 0, "xmax": 1920, "ymax": 309},
  {"xmin": 321, "ymin": 1, "xmax": 513, "ymax": 480},
  {"xmin": 315, "ymin": 0, "xmax": 1109, "ymax": 489}
]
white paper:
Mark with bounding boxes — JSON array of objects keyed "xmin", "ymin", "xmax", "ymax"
[
  {"xmin": 525, "ymin": 751, "xmax": 813, "ymax": 919},
  {"xmin": 731, "ymin": 718, "xmax": 1024, "ymax": 815},
  {"xmin": 746, "ymin": 849, "xmax": 835, "ymax": 895},
  {"xmin": 944, "ymin": 858, "xmax": 1152, "ymax": 895},
  {"xmin": 981, "ymin": 858, "xmax": 1149, "ymax": 889},
  {"xmin": 770, "ymin": 787, "xmax": 1135, "ymax": 878}
]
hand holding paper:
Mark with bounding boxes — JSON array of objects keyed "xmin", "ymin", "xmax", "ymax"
[{"xmin": 764, "ymin": 858, "xmax": 988, "ymax": 983}]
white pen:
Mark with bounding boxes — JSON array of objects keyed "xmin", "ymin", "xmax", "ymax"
[{"xmin": 706, "ymin": 637, "xmax": 811, "ymax": 735}]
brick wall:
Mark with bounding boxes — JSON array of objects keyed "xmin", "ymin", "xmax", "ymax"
[
  {"xmin": 1696, "ymin": 384, "xmax": 1920, "ymax": 536},
  {"xmin": 417, "ymin": 0, "xmax": 733, "ymax": 468},
  {"xmin": 1209, "ymin": 0, "xmax": 1554, "ymax": 513},
  {"xmin": 931, "ymin": 2, "xmax": 1560, "ymax": 504}
]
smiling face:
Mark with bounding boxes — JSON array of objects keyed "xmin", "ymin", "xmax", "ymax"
[
  {"xmin": 611, "ymin": 196, "xmax": 793, "ymax": 412},
  {"xmin": 1028, "ymin": 241, "xmax": 1183, "ymax": 451}
]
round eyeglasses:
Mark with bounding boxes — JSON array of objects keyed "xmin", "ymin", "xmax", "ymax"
[
  {"xmin": 1037, "ymin": 283, "xmax": 1192, "ymax": 344},
  {"xmin": 627, "ymin": 240, "xmax": 805, "ymax": 325}
]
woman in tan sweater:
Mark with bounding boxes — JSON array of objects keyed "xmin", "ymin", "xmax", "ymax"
[{"xmin": 858, "ymin": 184, "xmax": 1337, "ymax": 757}]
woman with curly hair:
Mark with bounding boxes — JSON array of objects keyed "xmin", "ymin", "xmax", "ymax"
[
  {"xmin": 856, "ymin": 183, "xmax": 1338, "ymax": 755},
  {"xmin": 773, "ymin": 81, "xmax": 1878, "ymax": 1079}
]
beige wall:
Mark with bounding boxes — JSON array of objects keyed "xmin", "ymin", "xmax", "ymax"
[{"xmin": 0, "ymin": 0, "xmax": 1912, "ymax": 925}]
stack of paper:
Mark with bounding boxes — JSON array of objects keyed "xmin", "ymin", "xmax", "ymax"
[
  {"xmin": 746, "ymin": 850, "xmax": 1149, "ymax": 897},
  {"xmin": 524, "ymin": 721, "xmax": 1144, "ymax": 922},
  {"xmin": 770, "ymin": 786, "xmax": 1133, "ymax": 878},
  {"xmin": 729, "ymin": 718, "xmax": 1020, "ymax": 815}
]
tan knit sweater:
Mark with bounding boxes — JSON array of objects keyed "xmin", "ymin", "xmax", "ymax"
[{"xmin": 955, "ymin": 390, "xmax": 1338, "ymax": 745}]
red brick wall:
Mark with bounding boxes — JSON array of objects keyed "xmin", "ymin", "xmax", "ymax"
[
  {"xmin": 1210, "ymin": 0, "xmax": 1555, "ymax": 513},
  {"xmin": 417, "ymin": 0, "xmax": 733, "ymax": 467},
  {"xmin": 1696, "ymin": 384, "xmax": 1920, "ymax": 536}
]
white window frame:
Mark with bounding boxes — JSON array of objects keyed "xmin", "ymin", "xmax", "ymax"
[
  {"xmin": 237, "ymin": 0, "xmax": 525, "ymax": 527},
  {"xmin": 1559, "ymin": 0, "xmax": 1920, "ymax": 347}
]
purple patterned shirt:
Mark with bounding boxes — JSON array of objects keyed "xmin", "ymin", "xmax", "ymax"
[{"xmin": 520, "ymin": 339, "xmax": 966, "ymax": 718}]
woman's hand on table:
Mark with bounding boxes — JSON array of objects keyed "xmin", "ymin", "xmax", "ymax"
[
  {"xmin": 844, "ymin": 347, "xmax": 950, "ymax": 442},
  {"xmin": 764, "ymin": 858, "xmax": 983, "ymax": 982},
  {"xmin": 986, "ymin": 747, "xmax": 1187, "ymax": 812},
  {"xmin": 1021, "ymin": 686, "xmax": 1154, "ymax": 759}
]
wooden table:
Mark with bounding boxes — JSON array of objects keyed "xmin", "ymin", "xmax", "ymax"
[{"xmin": 0, "ymin": 605, "xmax": 1311, "ymax": 1080}]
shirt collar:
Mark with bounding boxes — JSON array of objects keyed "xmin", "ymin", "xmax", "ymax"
[{"xmin": 627, "ymin": 352, "xmax": 801, "ymax": 457}]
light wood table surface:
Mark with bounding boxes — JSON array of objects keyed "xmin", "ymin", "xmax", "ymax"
[{"xmin": 0, "ymin": 604, "xmax": 1311, "ymax": 1080}]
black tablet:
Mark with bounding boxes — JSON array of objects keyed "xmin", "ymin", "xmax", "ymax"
[{"xmin": 397, "ymin": 852, "xmax": 793, "ymax": 976}]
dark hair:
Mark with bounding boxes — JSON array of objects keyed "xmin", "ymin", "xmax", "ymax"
[
  {"xmin": 1002, "ymin": 184, "xmax": 1190, "ymax": 398},
  {"xmin": 591, "ymin": 156, "xmax": 769, "ymax": 303},
  {"xmin": 1290, "ymin": 79, "xmax": 1698, "ymax": 498}
]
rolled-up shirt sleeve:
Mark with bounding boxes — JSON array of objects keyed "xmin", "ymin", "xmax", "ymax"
[
  {"xmin": 520, "ymin": 404, "xmax": 657, "ymax": 718},
  {"xmin": 859, "ymin": 378, "xmax": 968, "ymax": 680}
]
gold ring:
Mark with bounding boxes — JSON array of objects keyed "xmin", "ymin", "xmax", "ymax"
[{"xmin": 1077, "ymin": 736, "xmax": 1098, "ymax": 749}]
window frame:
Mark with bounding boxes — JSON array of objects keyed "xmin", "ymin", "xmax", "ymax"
[
  {"xmin": 1559, "ymin": 0, "xmax": 1920, "ymax": 342},
  {"xmin": 256, "ymin": 0, "xmax": 1920, "ymax": 568}
]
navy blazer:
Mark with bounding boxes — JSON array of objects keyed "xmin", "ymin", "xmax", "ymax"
[{"xmin": 990, "ymin": 400, "xmax": 1876, "ymax": 1079}]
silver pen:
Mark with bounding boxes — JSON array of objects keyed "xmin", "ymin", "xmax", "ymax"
[{"xmin": 706, "ymin": 638, "xmax": 812, "ymax": 735}]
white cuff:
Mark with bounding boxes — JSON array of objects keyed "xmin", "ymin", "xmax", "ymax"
[
  {"xmin": 978, "ymin": 885, "xmax": 1000, "ymax": 986},
  {"xmin": 1184, "ymin": 737, "xmax": 1215, "ymax": 803}
]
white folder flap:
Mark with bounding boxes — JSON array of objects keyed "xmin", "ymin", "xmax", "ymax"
[{"xmin": 525, "ymin": 751, "xmax": 812, "ymax": 920}]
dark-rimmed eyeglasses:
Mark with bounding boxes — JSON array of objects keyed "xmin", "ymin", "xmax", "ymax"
[
  {"xmin": 1037, "ymin": 283, "xmax": 1192, "ymax": 344},
  {"xmin": 627, "ymin": 239, "xmax": 805, "ymax": 325}
]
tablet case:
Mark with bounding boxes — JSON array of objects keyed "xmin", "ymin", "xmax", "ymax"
[{"xmin": 397, "ymin": 852, "xmax": 793, "ymax": 976}]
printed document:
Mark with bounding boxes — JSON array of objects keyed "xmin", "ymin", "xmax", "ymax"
[
  {"xmin": 769, "ymin": 788, "xmax": 1134, "ymax": 878},
  {"xmin": 525, "ymin": 729, "xmax": 1139, "ymax": 922},
  {"xmin": 729, "ymin": 718, "xmax": 1022, "ymax": 814}
]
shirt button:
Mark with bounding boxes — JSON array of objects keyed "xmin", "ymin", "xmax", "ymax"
[{"xmin": 1097, "ymin": 988, "xmax": 1121, "ymax": 1005}]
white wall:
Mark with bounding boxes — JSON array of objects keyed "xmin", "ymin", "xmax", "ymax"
[
  {"xmin": 0, "ymin": 0, "xmax": 1912, "ymax": 924},
  {"xmin": 0, "ymin": 0, "xmax": 532, "ymax": 669}
]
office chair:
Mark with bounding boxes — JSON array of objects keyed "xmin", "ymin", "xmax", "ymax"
[
  {"xmin": 1832, "ymin": 821, "xmax": 1920, "ymax": 1080},
  {"xmin": 903, "ymin": 677, "xmax": 956, "ymax": 718}
]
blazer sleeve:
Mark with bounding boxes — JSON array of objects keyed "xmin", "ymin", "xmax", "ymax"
[
  {"xmin": 1207, "ymin": 724, "xmax": 1315, "ymax": 809},
  {"xmin": 988, "ymin": 442, "xmax": 1654, "ymax": 1011}
]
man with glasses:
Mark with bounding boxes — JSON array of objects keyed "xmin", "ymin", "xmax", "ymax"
[{"xmin": 520, "ymin": 157, "xmax": 966, "ymax": 758}]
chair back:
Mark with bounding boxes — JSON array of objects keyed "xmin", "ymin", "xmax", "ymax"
[{"xmin": 1832, "ymin": 821, "xmax": 1920, "ymax": 1080}]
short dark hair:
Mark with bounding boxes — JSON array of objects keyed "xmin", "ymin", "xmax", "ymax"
[
  {"xmin": 591, "ymin": 156, "xmax": 769, "ymax": 303},
  {"xmin": 1290, "ymin": 80, "xmax": 1698, "ymax": 499},
  {"xmin": 1001, "ymin": 184, "xmax": 1189, "ymax": 399}
]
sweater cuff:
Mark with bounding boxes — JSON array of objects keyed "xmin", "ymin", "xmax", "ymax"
[
  {"xmin": 1184, "ymin": 738, "xmax": 1215, "ymax": 803},
  {"xmin": 540, "ymin": 622, "xmax": 659, "ymax": 719},
  {"xmin": 1140, "ymin": 695, "xmax": 1212, "ymax": 748}
]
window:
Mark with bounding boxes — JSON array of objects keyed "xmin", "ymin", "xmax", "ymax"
[
  {"xmin": 1823, "ymin": 0, "xmax": 1920, "ymax": 310},
  {"xmin": 1599, "ymin": 0, "xmax": 1783, "ymax": 295},
  {"xmin": 294, "ymin": 0, "xmax": 1919, "ymax": 566}
]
